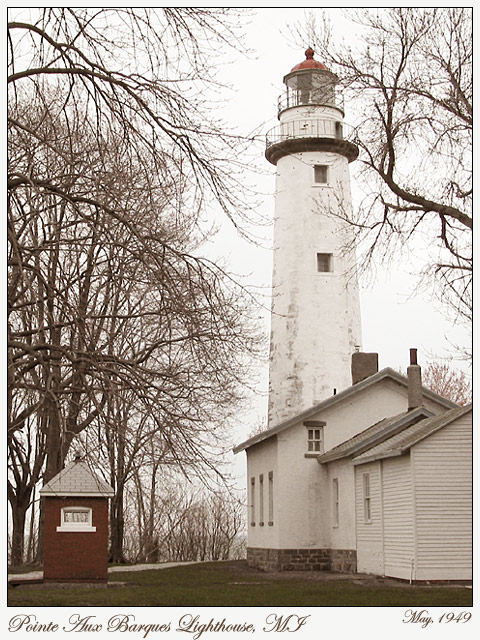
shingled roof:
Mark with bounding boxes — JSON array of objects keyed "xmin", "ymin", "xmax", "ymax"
[
  {"xmin": 40, "ymin": 459, "xmax": 114, "ymax": 497},
  {"xmin": 316, "ymin": 406, "xmax": 433, "ymax": 464},
  {"xmin": 352, "ymin": 404, "xmax": 472, "ymax": 464}
]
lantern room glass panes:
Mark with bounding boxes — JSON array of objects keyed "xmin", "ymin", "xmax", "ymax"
[{"xmin": 283, "ymin": 70, "xmax": 337, "ymax": 109}]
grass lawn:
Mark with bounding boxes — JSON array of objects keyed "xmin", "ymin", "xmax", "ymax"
[{"xmin": 8, "ymin": 560, "xmax": 473, "ymax": 608}]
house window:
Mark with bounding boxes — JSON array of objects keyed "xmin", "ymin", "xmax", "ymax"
[
  {"xmin": 250, "ymin": 477, "xmax": 255, "ymax": 526},
  {"xmin": 314, "ymin": 164, "xmax": 329, "ymax": 184},
  {"xmin": 268, "ymin": 471, "xmax": 274, "ymax": 526},
  {"xmin": 332, "ymin": 478, "xmax": 339, "ymax": 527},
  {"xmin": 259, "ymin": 474, "xmax": 264, "ymax": 526},
  {"xmin": 57, "ymin": 507, "xmax": 96, "ymax": 532},
  {"xmin": 363, "ymin": 473, "xmax": 371, "ymax": 523},
  {"xmin": 316, "ymin": 253, "xmax": 333, "ymax": 273},
  {"xmin": 307, "ymin": 426, "xmax": 324, "ymax": 452}
]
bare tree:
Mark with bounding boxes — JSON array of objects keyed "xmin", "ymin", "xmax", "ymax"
[
  {"xmin": 422, "ymin": 362, "xmax": 472, "ymax": 406},
  {"xmin": 124, "ymin": 479, "xmax": 245, "ymax": 564},
  {"xmin": 301, "ymin": 8, "xmax": 472, "ymax": 328},
  {"xmin": 8, "ymin": 8, "xmax": 265, "ymax": 565},
  {"xmin": 7, "ymin": 414, "xmax": 46, "ymax": 567},
  {"xmin": 8, "ymin": 99, "xmax": 262, "ymax": 562},
  {"xmin": 7, "ymin": 8, "xmax": 260, "ymax": 236}
]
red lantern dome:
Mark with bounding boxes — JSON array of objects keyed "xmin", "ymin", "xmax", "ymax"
[{"xmin": 291, "ymin": 48, "xmax": 328, "ymax": 72}]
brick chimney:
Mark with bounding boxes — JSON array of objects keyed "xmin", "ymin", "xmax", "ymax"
[
  {"xmin": 407, "ymin": 348, "xmax": 423, "ymax": 410},
  {"xmin": 351, "ymin": 351, "xmax": 378, "ymax": 385}
]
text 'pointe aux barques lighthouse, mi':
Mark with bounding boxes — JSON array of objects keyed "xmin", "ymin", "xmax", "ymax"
[{"xmin": 265, "ymin": 48, "xmax": 363, "ymax": 427}]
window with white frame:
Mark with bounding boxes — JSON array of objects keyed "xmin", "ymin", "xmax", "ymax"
[
  {"xmin": 259, "ymin": 474, "xmax": 264, "ymax": 526},
  {"xmin": 268, "ymin": 471, "xmax": 274, "ymax": 526},
  {"xmin": 250, "ymin": 477, "xmax": 255, "ymax": 526},
  {"xmin": 363, "ymin": 473, "xmax": 371, "ymax": 523},
  {"xmin": 314, "ymin": 164, "xmax": 329, "ymax": 184},
  {"xmin": 332, "ymin": 478, "xmax": 339, "ymax": 527},
  {"xmin": 57, "ymin": 506, "xmax": 96, "ymax": 532},
  {"xmin": 307, "ymin": 426, "xmax": 324, "ymax": 452}
]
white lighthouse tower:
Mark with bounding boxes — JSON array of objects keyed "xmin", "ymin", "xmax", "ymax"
[{"xmin": 266, "ymin": 48, "xmax": 362, "ymax": 426}]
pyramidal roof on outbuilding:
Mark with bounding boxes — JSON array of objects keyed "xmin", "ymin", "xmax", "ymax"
[{"xmin": 40, "ymin": 459, "xmax": 114, "ymax": 497}]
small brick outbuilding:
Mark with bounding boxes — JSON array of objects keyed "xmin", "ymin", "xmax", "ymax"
[{"xmin": 39, "ymin": 456, "xmax": 114, "ymax": 583}]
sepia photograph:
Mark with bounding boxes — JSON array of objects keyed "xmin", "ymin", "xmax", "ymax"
[{"xmin": 6, "ymin": 5, "xmax": 473, "ymax": 637}]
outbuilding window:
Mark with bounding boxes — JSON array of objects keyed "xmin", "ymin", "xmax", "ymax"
[{"xmin": 57, "ymin": 507, "xmax": 96, "ymax": 532}]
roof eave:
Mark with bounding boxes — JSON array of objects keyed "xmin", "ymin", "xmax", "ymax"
[
  {"xmin": 39, "ymin": 489, "xmax": 115, "ymax": 497},
  {"xmin": 233, "ymin": 367, "xmax": 458, "ymax": 454},
  {"xmin": 352, "ymin": 448, "xmax": 404, "ymax": 465}
]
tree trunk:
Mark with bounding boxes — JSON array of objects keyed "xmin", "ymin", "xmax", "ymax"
[
  {"xmin": 110, "ymin": 490, "xmax": 125, "ymax": 564},
  {"xmin": 9, "ymin": 488, "xmax": 31, "ymax": 567},
  {"xmin": 26, "ymin": 496, "xmax": 37, "ymax": 564}
]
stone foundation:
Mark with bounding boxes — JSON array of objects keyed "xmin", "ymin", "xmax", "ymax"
[
  {"xmin": 330, "ymin": 548, "xmax": 357, "ymax": 573},
  {"xmin": 247, "ymin": 547, "xmax": 357, "ymax": 573}
]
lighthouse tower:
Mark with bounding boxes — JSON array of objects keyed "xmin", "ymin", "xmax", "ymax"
[{"xmin": 266, "ymin": 48, "xmax": 362, "ymax": 426}]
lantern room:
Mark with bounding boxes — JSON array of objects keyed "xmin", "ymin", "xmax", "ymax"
[
  {"xmin": 265, "ymin": 48, "xmax": 357, "ymax": 166},
  {"xmin": 278, "ymin": 47, "xmax": 342, "ymax": 115}
]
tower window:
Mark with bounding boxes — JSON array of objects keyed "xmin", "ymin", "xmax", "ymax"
[
  {"xmin": 314, "ymin": 164, "xmax": 329, "ymax": 184},
  {"xmin": 317, "ymin": 253, "xmax": 333, "ymax": 272}
]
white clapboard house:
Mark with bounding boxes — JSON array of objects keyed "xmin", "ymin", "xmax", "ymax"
[{"xmin": 234, "ymin": 354, "xmax": 472, "ymax": 581}]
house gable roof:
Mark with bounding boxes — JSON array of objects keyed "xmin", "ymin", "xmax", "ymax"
[
  {"xmin": 40, "ymin": 459, "xmax": 115, "ymax": 497},
  {"xmin": 352, "ymin": 404, "xmax": 472, "ymax": 465},
  {"xmin": 233, "ymin": 367, "xmax": 456, "ymax": 454}
]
